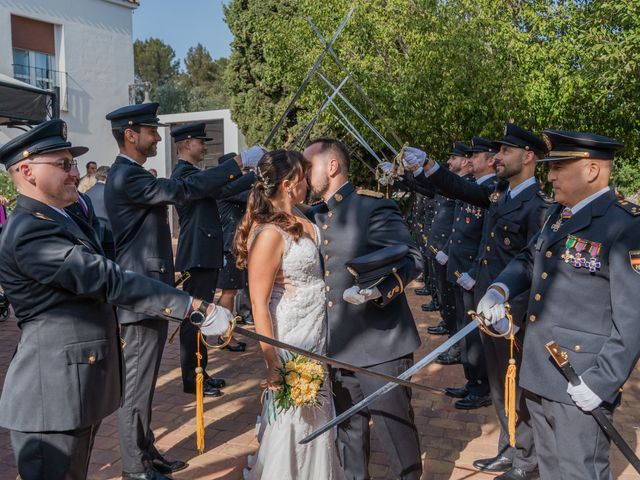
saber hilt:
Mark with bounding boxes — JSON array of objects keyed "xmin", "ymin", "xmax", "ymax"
[{"xmin": 545, "ymin": 341, "xmax": 581, "ymax": 386}]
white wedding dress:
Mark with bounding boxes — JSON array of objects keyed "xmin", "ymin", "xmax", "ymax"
[{"xmin": 244, "ymin": 223, "xmax": 345, "ymax": 480}]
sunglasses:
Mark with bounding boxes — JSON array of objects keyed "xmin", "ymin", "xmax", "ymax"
[{"xmin": 29, "ymin": 158, "xmax": 78, "ymax": 172}]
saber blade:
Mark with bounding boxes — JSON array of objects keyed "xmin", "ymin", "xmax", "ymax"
[{"xmin": 299, "ymin": 320, "xmax": 479, "ymax": 444}]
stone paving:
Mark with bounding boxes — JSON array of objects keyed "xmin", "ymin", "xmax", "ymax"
[{"xmin": 0, "ymin": 286, "xmax": 638, "ymax": 480}]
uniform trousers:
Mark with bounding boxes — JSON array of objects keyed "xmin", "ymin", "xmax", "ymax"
[
  {"xmin": 525, "ymin": 391, "xmax": 612, "ymax": 480},
  {"xmin": 433, "ymin": 261, "xmax": 456, "ymax": 333},
  {"xmin": 478, "ymin": 322, "xmax": 537, "ymax": 471},
  {"xmin": 117, "ymin": 318, "xmax": 168, "ymax": 473},
  {"xmin": 180, "ymin": 268, "xmax": 218, "ymax": 388},
  {"xmin": 454, "ymin": 288, "xmax": 489, "ymax": 395},
  {"xmin": 11, "ymin": 422, "xmax": 100, "ymax": 480},
  {"xmin": 332, "ymin": 354, "xmax": 422, "ymax": 480}
]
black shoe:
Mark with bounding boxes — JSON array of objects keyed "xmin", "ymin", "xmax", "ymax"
[
  {"xmin": 436, "ymin": 352, "xmax": 461, "ymax": 365},
  {"xmin": 152, "ymin": 456, "xmax": 188, "ymax": 474},
  {"xmin": 122, "ymin": 470, "xmax": 171, "ymax": 480},
  {"xmin": 421, "ymin": 301, "xmax": 440, "ymax": 312},
  {"xmin": 444, "ymin": 386, "xmax": 468, "ymax": 398},
  {"xmin": 496, "ymin": 467, "xmax": 539, "ymax": 480},
  {"xmin": 205, "ymin": 377, "xmax": 226, "ymax": 389},
  {"xmin": 473, "ymin": 455, "xmax": 513, "ymax": 472},
  {"xmin": 217, "ymin": 336, "xmax": 247, "ymax": 352},
  {"xmin": 455, "ymin": 393, "xmax": 492, "ymax": 410},
  {"xmin": 414, "ymin": 287, "xmax": 432, "ymax": 296},
  {"xmin": 183, "ymin": 383, "xmax": 223, "ymax": 397},
  {"xmin": 427, "ymin": 325, "xmax": 449, "ymax": 336}
]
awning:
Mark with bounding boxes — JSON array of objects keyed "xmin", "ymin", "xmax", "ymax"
[{"xmin": 0, "ymin": 73, "xmax": 56, "ymax": 126}]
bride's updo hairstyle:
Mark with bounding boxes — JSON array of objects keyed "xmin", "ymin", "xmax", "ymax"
[{"xmin": 234, "ymin": 149, "xmax": 309, "ymax": 268}]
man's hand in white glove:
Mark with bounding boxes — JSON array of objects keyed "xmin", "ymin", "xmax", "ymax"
[
  {"xmin": 476, "ymin": 288, "xmax": 506, "ymax": 326},
  {"xmin": 200, "ymin": 305, "xmax": 233, "ymax": 337},
  {"xmin": 435, "ymin": 250, "xmax": 448, "ymax": 265},
  {"xmin": 240, "ymin": 145, "xmax": 266, "ymax": 168},
  {"xmin": 378, "ymin": 162, "xmax": 394, "ymax": 186},
  {"xmin": 402, "ymin": 147, "xmax": 427, "ymax": 172},
  {"xmin": 567, "ymin": 377, "xmax": 603, "ymax": 411},
  {"xmin": 457, "ymin": 272, "xmax": 476, "ymax": 291},
  {"xmin": 343, "ymin": 286, "xmax": 382, "ymax": 305}
]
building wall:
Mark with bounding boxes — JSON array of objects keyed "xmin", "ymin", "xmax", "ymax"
[{"xmin": 0, "ymin": 0, "xmax": 137, "ymax": 174}]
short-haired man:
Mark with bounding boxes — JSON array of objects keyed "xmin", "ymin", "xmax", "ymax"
[
  {"xmin": 0, "ymin": 119, "xmax": 232, "ymax": 480},
  {"xmin": 305, "ymin": 137, "xmax": 423, "ymax": 480},
  {"xmin": 478, "ymin": 130, "xmax": 640, "ymax": 479},
  {"xmin": 85, "ymin": 165, "xmax": 115, "ymax": 259},
  {"xmin": 104, "ymin": 103, "xmax": 263, "ymax": 479}
]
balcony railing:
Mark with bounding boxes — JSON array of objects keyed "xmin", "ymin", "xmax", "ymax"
[{"xmin": 12, "ymin": 63, "xmax": 66, "ymax": 91}]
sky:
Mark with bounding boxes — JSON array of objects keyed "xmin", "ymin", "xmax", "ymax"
[{"xmin": 132, "ymin": 0, "xmax": 232, "ymax": 67}]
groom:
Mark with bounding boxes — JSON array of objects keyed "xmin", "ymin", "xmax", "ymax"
[{"xmin": 305, "ymin": 138, "xmax": 423, "ymax": 480}]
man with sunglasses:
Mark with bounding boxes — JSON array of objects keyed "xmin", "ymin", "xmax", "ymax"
[
  {"xmin": 104, "ymin": 103, "xmax": 264, "ymax": 480},
  {"xmin": 0, "ymin": 119, "xmax": 233, "ymax": 480}
]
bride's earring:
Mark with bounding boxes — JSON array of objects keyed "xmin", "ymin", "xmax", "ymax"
[{"xmin": 287, "ymin": 189, "xmax": 292, "ymax": 199}]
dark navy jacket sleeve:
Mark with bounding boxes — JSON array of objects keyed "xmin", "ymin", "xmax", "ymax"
[{"xmin": 416, "ymin": 166, "xmax": 493, "ymax": 209}]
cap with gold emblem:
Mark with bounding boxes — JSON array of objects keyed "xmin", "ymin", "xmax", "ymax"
[
  {"xmin": 495, "ymin": 123, "xmax": 547, "ymax": 158},
  {"xmin": 468, "ymin": 136, "xmax": 500, "ymax": 153},
  {"xmin": 538, "ymin": 129, "xmax": 623, "ymax": 163},
  {"xmin": 170, "ymin": 123, "xmax": 212, "ymax": 142},
  {"xmin": 448, "ymin": 141, "xmax": 472, "ymax": 158},
  {"xmin": 106, "ymin": 102, "xmax": 167, "ymax": 129},
  {"xmin": 0, "ymin": 119, "xmax": 88, "ymax": 169}
]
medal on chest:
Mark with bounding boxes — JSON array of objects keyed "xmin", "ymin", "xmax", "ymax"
[{"xmin": 561, "ymin": 235, "xmax": 602, "ymax": 273}]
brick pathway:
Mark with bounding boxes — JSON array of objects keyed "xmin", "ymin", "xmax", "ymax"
[{"xmin": 0, "ymin": 286, "xmax": 638, "ymax": 480}]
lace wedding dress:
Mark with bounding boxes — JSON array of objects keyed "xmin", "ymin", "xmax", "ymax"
[{"xmin": 244, "ymin": 223, "xmax": 345, "ymax": 480}]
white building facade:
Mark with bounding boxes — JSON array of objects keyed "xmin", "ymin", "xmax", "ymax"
[{"xmin": 0, "ymin": 0, "xmax": 139, "ymax": 173}]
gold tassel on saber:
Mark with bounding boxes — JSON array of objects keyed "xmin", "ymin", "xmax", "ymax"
[
  {"xmin": 195, "ymin": 330, "xmax": 205, "ymax": 454},
  {"xmin": 472, "ymin": 305, "xmax": 518, "ymax": 447}
]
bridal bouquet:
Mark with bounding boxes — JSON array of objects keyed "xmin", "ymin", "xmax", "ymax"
[{"xmin": 263, "ymin": 352, "xmax": 326, "ymax": 420}]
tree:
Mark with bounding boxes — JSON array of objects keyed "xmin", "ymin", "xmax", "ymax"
[
  {"xmin": 224, "ymin": 0, "xmax": 640, "ymax": 193},
  {"xmin": 134, "ymin": 38, "xmax": 180, "ymax": 87}
]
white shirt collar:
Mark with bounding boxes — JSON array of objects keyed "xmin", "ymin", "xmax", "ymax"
[
  {"xmin": 568, "ymin": 187, "xmax": 611, "ymax": 214},
  {"xmin": 475, "ymin": 173, "xmax": 496, "ymax": 185},
  {"xmin": 507, "ymin": 176, "xmax": 537, "ymax": 199},
  {"xmin": 50, "ymin": 205, "xmax": 70, "ymax": 219}
]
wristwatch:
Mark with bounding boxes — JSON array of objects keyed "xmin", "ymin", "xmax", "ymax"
[{"xmin": 189, "ymin": 301, "xmax": 209, "ymax": 326}]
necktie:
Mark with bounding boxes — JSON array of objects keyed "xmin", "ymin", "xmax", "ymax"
[{"xmin": 504, "ymin": 191, "xmax": 511, "ymax": 203}]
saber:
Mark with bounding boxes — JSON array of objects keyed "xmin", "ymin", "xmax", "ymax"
[
  {"xmin": 299, "ymin": 319, "xmax": 479, "ymax": 444},
  {"xmin": 290, "ymin": 74, "xmax": 350, "ymax": 149},
  {"xmin": 546, "ymin": 341, "xmax": 640, "ymax": 474},
  {"xmin": 334, "ymin": 114, "xmax": 382, "ymax": 163},
  {"xmin": 229, "ymin": 323, "xmax": 444, "ymax": 395},
  {"xmin": 263, "ymin": 7, "xmax": 354, "ymax": 148},
  {"xmin": 317, "ymin": 71, "xmax": 399, "ymax": 155},
  {"xmin": 306, "ymin": 17, "xmax": 404, "ymax": 147},
  {"xmin": 330, "ymin": 102, "xmax": 386, "ymax": 163}
]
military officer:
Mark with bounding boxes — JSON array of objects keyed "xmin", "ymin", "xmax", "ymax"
[
  {"xmin": 404, "ymin": 124, "xmax": 550, "ymax": 480},
  {"xmin": 305, "ymin": 138, "xmax": 423, "ymax": 480},
  {"xmin": 444, "ymin": 137, "xmax": 498, "ymax": 408},
  {"xmin": 0, "ymin": 120, "xmax": 232, "ymax": 480},
  {"xmin": 170, "ymin": 123, "xmax": 255, "ymax": 396},
  {"xmin": 104, "ymin": 103, "xmax": 263, "ymax": 479},
  {"xmin": 479, "ymin": 130, "xmax": 640, "ymax": 480}
]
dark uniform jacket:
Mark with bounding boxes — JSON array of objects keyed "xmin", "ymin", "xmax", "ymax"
[
  {"xmin": 417, "ymin": 168, "xmax": 550, "ymax": 322},
  {"xmin": 84, "ymin": 182, "xmax": 116, "ymax": 259},
  {"xmin": 309, "ymin": 182, "xmax": 422, "ymax": 367},
  {"xmin": 66, "ymin": 192, "xmax": 100, "ymax": 234},
  {"xmin": 426, "ymin": 192, "xmax": 456, "ymax": 259},
  {"xmin": 170, "ymin": 157, "xmax": 255, "ymax": 272},
  {"xmin": 495, "ymin": 191, "xmax": 640, "ymax": 405},
  {"xmin": 444, "ymin": 174, "xmax": 498, "ymax": 283},
  {"xmin": 0, "ymin": 195, "xmax": 190, "ymax": 432},
  {"xmin": 105, "ymin": 155, "xmax": 241, "ymax": 324},
  {"xmin": 218, "ymin": 186, "xmax": 252, "ymax": 254}
]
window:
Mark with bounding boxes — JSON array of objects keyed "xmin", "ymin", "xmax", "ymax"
[{"xmin": 11, "ymin": 15, "xmax": 56, "ymax": 90}]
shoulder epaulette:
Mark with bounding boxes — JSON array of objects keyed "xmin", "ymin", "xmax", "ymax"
[
  {"xmin": 615, "ymin": 199, "xmax": 640, "ymax": 216},
  {"xmin": 32, "ymin": 211, "xmax": 54, "ymax": 221},
  {"xmin": 537, "ymin": 190, "xmax": 554, "ymax": 203},
  {"xmin": 356, "ymin": 188, "xmax": 384, "ymax": 199}
]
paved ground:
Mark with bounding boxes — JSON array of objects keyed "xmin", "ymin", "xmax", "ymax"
[{"xmin": 0, "ymin": 286, "xmax": 638, "ymax": 480}]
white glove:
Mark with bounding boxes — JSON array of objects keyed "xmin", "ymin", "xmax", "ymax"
[
  {"xmin": 379, "ymin": 161, "xmax": 393, "ymax": 174},
  {"xmin": 378, "ymin": 162, "xmax": 394, "ymax": 186},
  {"xmin": 435, "ymin": 250, "xmax": 448, "ymax": 265},
  {"xmin": 240, "ymin": 145, "xmax": 266, "ymax": 168},
  {"xmin": 457, "ymin": 272, "xmax": 476, "ymax": 291},
  {"xmin": 343, "ymin": 286, "xmax": 382, "ymax": 305},
  {"xmin": 476, "ymin": 288, "xmax": 506, "ymax": 326},
  {"xmin": 567, "ymin": 377, "xmax": 603, "ymax": 412},
  {"xmin": 402, "ymin": 146, "xmax": 427, "ymax": 172},
  {"xmin": 200, "ymin": 305, "xmax": 233, "ymax": 337}
]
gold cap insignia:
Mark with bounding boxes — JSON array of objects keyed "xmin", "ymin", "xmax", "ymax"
[
  {"xmin": 22, "ymin": 150, "xmax": 30, "ymax": 159},
  {"xmin": 61, "ymin": 122, "xmax": 67, "ymax": 140}
]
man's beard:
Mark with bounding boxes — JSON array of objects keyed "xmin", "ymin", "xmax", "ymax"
[
  {"xmin": 307, "ymin": 176, "xmax": 329, "ymax": 204},
  {"xmin": 137, "ymin": 142, "xmax": 157, "ymax": 158}
]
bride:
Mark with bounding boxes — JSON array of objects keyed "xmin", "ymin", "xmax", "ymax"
[{"xmin": 234, "ymin": 150, "xmax": 345, "ymax": 479}]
